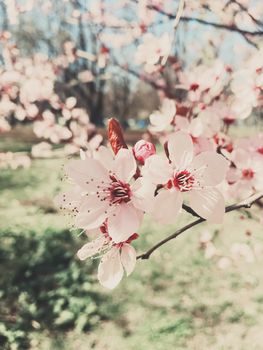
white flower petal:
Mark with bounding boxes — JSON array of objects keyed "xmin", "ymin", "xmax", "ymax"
[
  {"xmin": 151, "ymin": 190, "xmax": 183, "ymax": 224},
  {"xmin": 189, "ymin": 118, "xmax": 203, "ymax": 137},
  {"xmin": 54, "ymin": 186, "xmax": 82, "ymax": 210},
  {"xmin": 65, "ymin": 158, "xmax": 108, "ymax": 190},
  {"xmin": 175, "ymin": 115, "xmax": 190, "ymax": 131},
  {"xmin": 189, "ymin": 188, "xmax": 225, "ymax": 223},
  {"xmin": 107, "ymin": 204, "xmax": 143, "ymax": 243},
  {"xmin": 75, "ymin": 195, "xmax": 109, "ymax": 230},
  {"xmin": 98, "ymin": 248, "xmax": 124, "ymax": 289},
  {"xmin": 120, "ymin": 243, "xmax": 137, "ymax": 276},
  {"xmin": 190, "ymin": 151, "xmax": 229, "ymax": 186},
  {"xmin": 168, "ymin": 131, "xmax": 194, "ymax": 168},
  {"xmin": 142, "ymin": 154, "xmax": 172, "ymax": 185},
  {"xmin": 131, "ymin": 178, "xmax": 156, "ymax": 212},
  {"xmin": 93, "ymin": 146, "xmax": 114, "ymax": 170},
  {"xmin": 112, "ymin": 149, "xmax": 137, "ymax": 183},
  {"xmin": 77, "ymin": 236, "xmax": 107, "ymax": 260}
]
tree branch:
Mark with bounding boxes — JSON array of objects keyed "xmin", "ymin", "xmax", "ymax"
[
  {"xmin": 180, "ymin": 16, "xmax": 263, "ymax": 36},
  {"xmin": 137, "ymin": 191, "xmax": 263, "ymax": 260},
  {"xmin": 130, "ymin": 0, "xmax": 263, "ymax": 37}
]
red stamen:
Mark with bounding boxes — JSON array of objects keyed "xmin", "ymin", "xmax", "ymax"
[
  {"xmin": 242, "ymin": 168, "xmax": 254, "ymax": 180},
  {"xmin": 190, "ymin": 83, "xmax": 199, "ymax": 92}
]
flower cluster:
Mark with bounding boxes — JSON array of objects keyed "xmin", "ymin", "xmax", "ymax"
[
  {"xmin": 0, "ymin": 35, "xmax": 101, "ymax": 168},
  {"xmin": 56, "ymin": 118, "xmax": 229, "ymax": 289}
]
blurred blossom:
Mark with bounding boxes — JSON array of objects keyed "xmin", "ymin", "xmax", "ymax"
[
  {"xmin": 231, "ymin": 243, "xmax": 255, "ymax": 263},
  {"xmin": 149, "ymin": 98, "xmax": 176, "ymax": 132},
  {"xmin": 0, "ymin": 152, "xmax": 31, "ymax": 169},
  {"xmin": 135, "ymin": 33, "xmax": 172, "ymax": 72},
  {"xmin": 204, "ymin": 242, "xmax": 218, "ymax": 259},
  {"xmin": 217, "ymin": 257, "xmax": 232, "ymax": 269},
  {"xmin": 31, "ymin": 142, "xmax": 53, "ymax": 158},
  {"xmin": 77, "ymin": 70, "xmax": 94, "ymax": 83}
]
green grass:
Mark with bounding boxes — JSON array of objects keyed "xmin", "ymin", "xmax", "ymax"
[{"xmin": 1, "ymin": 137, "xmax": 263, "ymax": 349}]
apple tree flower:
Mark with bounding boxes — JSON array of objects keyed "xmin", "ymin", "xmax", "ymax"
[
  {"xmin": 142, "ymin": 131, "xmax": 229, "ymax": 224},
  {"xmin": 77, "ymin": 222, "xmax": 138, "ymax": 289},
  {"xmin": 57, "ymin": 146, "xmax": 154, "ymax": 243}
]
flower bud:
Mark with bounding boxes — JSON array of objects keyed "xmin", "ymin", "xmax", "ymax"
[
  {"xmin": 108, "ymin": 118, "xmax": 128, "ymax": 155},
  {"xmin": 133, "ymin": 140, "xmax": 156, "ymax": 164}
]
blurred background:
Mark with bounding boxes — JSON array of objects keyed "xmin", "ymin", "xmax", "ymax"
[{"xmin": 0, "ymin": 1, "xmax": 263, "ymax": 349}]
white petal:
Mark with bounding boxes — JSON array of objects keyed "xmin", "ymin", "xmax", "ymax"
[
  {"xmin": 162, "ymin": 98, "xmax": 176, "ymax": 118},
  {"xmin": 189, "ymin": 118, "xmax": 203, "ymax": 137},
  {"xmin": 189, "ymin": 188, "xmax": 225, "ymax": 223},
  {"xmin": 112, "ymin": 149, "xmax": 137, "ymax": 183},
  {"xmin": 77, "ymin": 236, "xmax": 107, "ymax": 260},
  {"xmin": 65, "ymin": 158, "xmax": 108, "ymax": 190},
  {"xmin": 120, "ymin": 244, "xmax": 137, "ymax": 276},
  {"xmin": 98, "ymin": 248, "xmax": 124, "ymax": 289},
  {"xmin": 93, "ymin": 146, "xmax": 114, "ymax": 170},
  {"xmin": 75, "ymin": 195, "xmax": 109, "ymax": 229},
  {"xmin": 175, "ymin": 115, "xmax": 190, "ymax": 131},
  {"xmin": 107, "ymin": 204, "xmax": 143, "ymax": 243},
  {"xmin": 168, "ymin": 131, "xmax": 194, "ymax": 168},
  {"xmin": 190, "ymin": 151, "xmax": 229, "ymax": 186},
  {"xmin": 54, "ymin": 186, "xmax": 82, "ymax": 210},
  {"xmin": 151, "ymin": 190, "xmax": 183, "ymax": 224},
  {"xmin": 142, "ymin": 154, "xmax": 173, "ymax": 185},
  {"xmin": 131, "ymin": 177, "xmax": 156, "ymax": 212}
]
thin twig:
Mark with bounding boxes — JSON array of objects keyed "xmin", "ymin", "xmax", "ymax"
[
  {"xmin": 131, "ymin": 0, "xmax": 263, "ymax": 37},
  {"xmin": 180, "ymin": 16, "xmax": 263, "ymax": 36},
  {"xmin": 137, "ymin": 191, "xmax": 263, "ymax": 260}
]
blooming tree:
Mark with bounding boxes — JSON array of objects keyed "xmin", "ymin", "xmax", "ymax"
[
  {"xmin": 0, "ymin": 0, "xmax": 262, "ymax": 286},
  {"xmin": 56, "ymin": 112, "xmax": 263, "ymax": 289},
  {"xmin": 51, "ymin": 0, "xmax": 263, "ymax": 289}
]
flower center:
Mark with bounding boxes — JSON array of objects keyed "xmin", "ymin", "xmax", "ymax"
[
  {"xmin": 190, "ymin": 83, "xmax": 199, "ymax": 92},
  {"xmin": 166, "ymin": 170, "xmax": 195, "ymax": 192},
  {"xmin": 108, "ymin": 175, "xmax": 131, "ymax": 204},
  {"xmin": 242, "ymin": 168, "xmax": 254, "ymax": 180},
  {"xmin": 257, "ymin": 147, "xmax": 263, "ymax": 155}
]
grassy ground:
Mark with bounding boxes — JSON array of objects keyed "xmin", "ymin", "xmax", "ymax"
[{"xmin": 1, "ymin": 133, "xmax": 263, "ymax": 349}]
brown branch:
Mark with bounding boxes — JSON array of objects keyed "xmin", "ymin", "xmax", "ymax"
[
  {"xmin": 180, "ymin": 16, "xmax": 263, "ymax": 36},
  {"xmin": 182, "ymin": 203, "xmax": 201, "ymax": 218},
  {"xmin": 137, "ymin": 191, "xmax": 263, "ymax": 260},
  {"xmin": 227, "ymin": 0, "xmax": 263, "ymax": 28},
  {"xmin": 130, "ymin": 0, "xmax": 263, "ymax": 37}
]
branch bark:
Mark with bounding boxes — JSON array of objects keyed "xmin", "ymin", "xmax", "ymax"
[
  {"xmin": 137, "ymin": 191, "xmax": 263, "ymax": 260},
  {"xmin": 131, "ymin": 0, "xmax": 263, "ymax": 37},
  {"xmin": 180, "ymin": 16, "xmax": 263, "ymax": 36}
]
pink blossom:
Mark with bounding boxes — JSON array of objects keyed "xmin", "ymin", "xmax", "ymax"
[
  {"xmin": 135, "ymin": 33, "xmax": 171, "ymax": 72},
  {"xmin": 0, "ymin": 152, "xmax": 31, "ymax": 169},
  {"xmin": 57, "ymin": 147, "xmax": 154, "ymax": 243},
  {"xmin": 217, "ymin": 257, "xmax": 232, "ymax": 270},
  {"xmin": 227, "ymin": 148, "xmax": 263, "ymax": 198},
  {"xmin": 231, "ymin": 243, "xmax": 255, "ymax": 263},
  {"xmin": 133, "ymin": 140, "xmax": 156, "ymax": 164},
  {"xmin": 149, "ymin": 98, "xmax": 176, "ymax": 132},
  {"xmin": 77, "ymin": 70, "xmax": 94, "ymax": 83},
  {"xmin": 179, "ymin": 66, "xmax": 212, "ymax": 102},
  {"xmin": 31, "ymin": 142, "xmax": 52, "ymax": 158},
  {"xmin": 77, "ymin": 223, "xmax": 138, "ymax": 289},
  {"xmin": 0, "ymin": 118, "xmax": 11, "ymax": 132},
  {"xmin": 142, "ymin": 131, "xmax": 229, "ymax": 224}
]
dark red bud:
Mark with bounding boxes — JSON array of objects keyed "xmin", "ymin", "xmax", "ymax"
[{"xmin": 108, "ymin": 118, "xmax": 128, "ymax": 155}]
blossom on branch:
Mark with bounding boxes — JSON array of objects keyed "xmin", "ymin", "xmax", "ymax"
[
  {"xmin": 142, "ymin": 131, "xmax": 229, "ymax": 224},
  {"xmin": 77, "ymin": 222, "xmax": 138, "ymax": 289}
]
